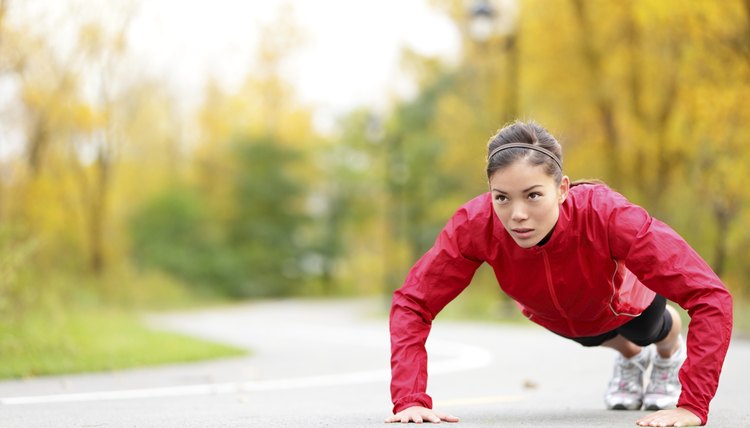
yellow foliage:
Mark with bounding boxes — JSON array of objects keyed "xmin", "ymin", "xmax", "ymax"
[{"xmin": 421, "ymin": 0, "xmax": 750, "ymax": 285}]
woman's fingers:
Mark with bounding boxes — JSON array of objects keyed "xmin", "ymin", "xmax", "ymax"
[
  {"xmin": 385, "ymin": 406, "xmax": 459, "ymax": 424},
  {"xmin": 635, "ymin": 408, "xmax": 701, "ymax": 427}
]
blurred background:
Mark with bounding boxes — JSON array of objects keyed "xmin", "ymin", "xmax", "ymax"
[{"xmin": 1, "ymin": 0, "xmax": 749, "ymax": 378}]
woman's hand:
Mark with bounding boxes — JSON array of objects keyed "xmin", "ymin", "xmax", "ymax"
[
  {"xmin": 635, "ymin": 407, "xmax": 701, "ymax": 427},
  {"xmin": 385, "ymin": 406, "xmax": 459, "ymax": 424}
]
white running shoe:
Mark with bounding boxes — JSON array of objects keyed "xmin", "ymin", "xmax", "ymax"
[
  {"xmin": 604, "ymin": 346, "xmax": 654, "ymax": 410},
  {"xmin": 644, "ymin": 335, "xmax": 686, "ymax": 410}
]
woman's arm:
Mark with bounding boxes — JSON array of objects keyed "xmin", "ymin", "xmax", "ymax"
[
  {"xmin": 389, "ymin": 204, "xmax": 485, "ymax": 414},
  {"xmin": 607, "ymin": 198, "xmax": 733, "ymax": 425}
]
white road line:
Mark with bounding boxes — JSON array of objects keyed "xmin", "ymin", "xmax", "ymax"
[
  {"xmin": 1, "ymin": 372, "xmax": 391, "ymax": 405},
  {"xmin": 0, "ymin": 339, "xmax": 492, "ymax": 405}
]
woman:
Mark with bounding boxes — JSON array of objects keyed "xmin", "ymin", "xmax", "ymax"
[{"xmin": 385, "ymin": 121, "xmax": 732, "ymax": 427}]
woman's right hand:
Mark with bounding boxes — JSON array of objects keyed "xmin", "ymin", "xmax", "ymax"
[{"xmin": 384, "ymin": 406, "xmax": 459, "ymax": 424}]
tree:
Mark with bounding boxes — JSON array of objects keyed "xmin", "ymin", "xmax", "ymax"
[
  {"xmin": 128, "ymin": 186, "xmax": 227, "ymax": 293},
  {"xmin": 224, "ymin": 137, "xmax": 308, "ymax": 297},
  {"xmin": 400, "ymin": 0, "xmax": 750, "ymax": 296}
]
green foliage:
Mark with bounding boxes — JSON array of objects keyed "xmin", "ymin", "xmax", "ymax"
[
  {"xmin": 378, "ymin": 72, "xmax": 475, "ymax": 291},
  {"xmin": 0, "ymin": 226, "xmax": 40, "ymax": 322},
  {"xmin": 128, "ymin": 186, "xmax": 238, "ymax": 295},
  {"xmin": 129, "ymin": 136, "xmax": 310, "ymax": 298},
  {"xmin": 225, "ymin": 137, "xmax": 309, "ymax": 296}
]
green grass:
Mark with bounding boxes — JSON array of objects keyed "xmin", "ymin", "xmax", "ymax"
[{"xmin": 0, "ymin": 309, "xmax": 247, "ymax": 379}]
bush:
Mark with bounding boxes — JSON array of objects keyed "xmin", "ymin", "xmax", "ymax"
[
  {"xmin": 128, "ymin": 137, "xmax": 311, "ymax": 298},
  {"xmin": 128, "ymin": 186, "xmax": 240, "ymax": 295}
]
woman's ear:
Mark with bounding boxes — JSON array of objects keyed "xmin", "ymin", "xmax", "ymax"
[{"xmin": 559, "ymin": 176, "xmax": 570, "ymax": 204}]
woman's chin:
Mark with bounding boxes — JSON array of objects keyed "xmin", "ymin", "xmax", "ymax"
[{"xmin": 511, "ymin": 236, "xmax": 538, "ymax": 248}]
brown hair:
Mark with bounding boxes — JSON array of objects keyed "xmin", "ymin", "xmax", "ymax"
[
  {"xmin": 570, "ymin": 178, "xmax": 605, "ymax": 187},
  {"xmin": 486, "ymin": 120, "xmax": 563, "ymax": 184}
]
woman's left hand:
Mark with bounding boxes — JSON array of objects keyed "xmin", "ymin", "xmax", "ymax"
[{"xmin": 635, "ymin": 407, "xmax": 701, "ymax": 427}]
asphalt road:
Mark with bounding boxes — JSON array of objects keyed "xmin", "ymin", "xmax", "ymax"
[{"xmin": 0, "ymin": 298, "xmax": 747, "ymax": 427}]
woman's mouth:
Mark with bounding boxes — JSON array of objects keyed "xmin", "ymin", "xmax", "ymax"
[{"xmin": 512, "ymin": 228, "xmax": 535, "ymax": 239}]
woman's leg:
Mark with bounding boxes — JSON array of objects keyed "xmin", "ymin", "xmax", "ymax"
[
  {"xmin": 654, "ymin": 305, "xmax": 682, "ymax": 358},
  {"xmin": 598, "ymin": 295, "xmax": 672, "ymax": 411},
  {"xmin": 602, "ymin": 304, "xmax": 681, "ymax": 359},
  {"xmin": 642, "ymin": 304, "xmax": 686, "ymax": 410},
  {"xmin": 560, "ymin": 296, "xmax": 683, "ymax": 411},
  {"xmin": 600, "ymin": 335, "xmax": 651, "ymax": 410},
  {"xmin": 601, "ymin": 334, "xmax": 642, "ymax": 358}
]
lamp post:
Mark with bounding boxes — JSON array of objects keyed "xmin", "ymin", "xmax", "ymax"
[
  {"xmin": 469, "ymin": 0, "xmax": 496, "ymax": 43},
  {"xmin": 468, "ymin": 0, "xmax": 520, "ymax": 122}
]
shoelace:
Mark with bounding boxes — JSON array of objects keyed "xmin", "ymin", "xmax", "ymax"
[
  {"xmin": 614, "ymin": 356, "xmax": 648, "ymax": 391},
  {"xmin": 648, "ymin": 360, "xmax": 678, "ymax": 394},
  {"xmin": 648, "ymin": 344, "xmax": 684, "ymax": 394}
]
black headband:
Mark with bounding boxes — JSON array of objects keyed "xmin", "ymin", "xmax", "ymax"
[{"xmin": 488, "ymin": 142, "xmax": 562, "ymax": 171}]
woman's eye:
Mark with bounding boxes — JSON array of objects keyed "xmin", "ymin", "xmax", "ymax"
[
  {"xmin": 528, "ymin": 192, "xmax": 542, "ymax": 200},
  {"xmin": 494, "ymin": 195, "xmax": 508, "ymax": 203}
]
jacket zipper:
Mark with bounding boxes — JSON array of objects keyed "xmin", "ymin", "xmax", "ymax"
[{"xmin": 541, "ymin": 249, "xmax": 578, "ymax": 336}]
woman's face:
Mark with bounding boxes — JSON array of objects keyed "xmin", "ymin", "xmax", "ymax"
[{"xmin": 489, "ymin": 160, "xmax": 569, "ymax": 248}]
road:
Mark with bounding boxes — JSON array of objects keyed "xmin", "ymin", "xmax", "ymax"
[{"xmin": 0, "ymin": 298, "xmax": 747, "ymax": 427}]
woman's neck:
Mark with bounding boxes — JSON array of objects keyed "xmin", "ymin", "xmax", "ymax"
[{"xmin": 536, "ymin": 226, "xmax": 555, "ymax": 246}]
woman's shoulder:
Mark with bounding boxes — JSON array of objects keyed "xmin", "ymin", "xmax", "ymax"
[
  {"xmin": 450, "ymin": 193, "xmax": 498, "ymax": 256},
  {"xmin": 567, "ymin": 182, "xmax": 641, "ymax": 223},
  {"xmin": 568, "ymin": 182, "xmax": 652, "ymax": 229},
  {"xmin": 441, "ymin": 193, "xmax": 495, "ymax": 234},
  {"xmin": 457, "ymin": 192, "xmax": 494, "ymax": 219},
  {"xmin": 569, "ymin": 181, "xmax": 631, "ymax": 207}
]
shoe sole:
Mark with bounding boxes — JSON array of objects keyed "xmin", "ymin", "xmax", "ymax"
[
  {"xmin": 644, "ymin": 404, "xmax": 676, "ymax": 411},
  {"xmin": 608, "ymin": 404, "xmax": 642, "ymax": 411}
]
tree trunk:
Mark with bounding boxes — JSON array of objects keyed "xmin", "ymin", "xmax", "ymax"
[
  {"xmin": 711, "ymin": 201, "xmax": 737, "ymax": 278},
  {"xmin": 93, "ymin": 144, "xmax": 112, "ymax": 275},
  {"xmin": 570, "ymin": 0, "xmax": 622, "ymax": 188},
  {"xmin": 505, "ymin": 33, "xmax": 520, "ymax": 121},
  {"xmin": 27, "ymin": 118, "xmax": 49, "ymax": 176}
]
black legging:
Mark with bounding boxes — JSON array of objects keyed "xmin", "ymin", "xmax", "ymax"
[{"xmin": 565, "ymin": 294, "xmax": 673, "ymax": 347}]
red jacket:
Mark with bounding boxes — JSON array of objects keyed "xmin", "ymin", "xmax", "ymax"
[{"xmin": 390, "ymin": 183, "xmax": 732, "ymax": 425}]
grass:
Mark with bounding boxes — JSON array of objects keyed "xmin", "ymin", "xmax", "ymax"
[
  {"xmin": 0, "ymin": 309, "xmax": 247, "ymax": 380},
  {"xmin": 1, "ymin": 264, "xmax": 746, "ymax": 382}
]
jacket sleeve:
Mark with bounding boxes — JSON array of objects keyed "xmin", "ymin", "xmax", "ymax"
[
  {"xmin": 389, "ymin": 206, "xmax": 484, "ymax": 414},
  {"xmin": 607, "ymin": 197, "xmax": 733, "ymax": 425}
]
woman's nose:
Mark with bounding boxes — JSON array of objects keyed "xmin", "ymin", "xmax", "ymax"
[{"xmin": 511, "ymin": 203, "xmax": 528, "ymax": 221}]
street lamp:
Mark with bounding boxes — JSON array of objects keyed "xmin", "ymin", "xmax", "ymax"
[
  {"xmin": 467, "ymin": 0, "xmax": 520, "ymax": 121},
  {"xmin": 469, "ymin": 0, "xmax": 519, "ymax": 41},
  {"xmin": 469, "ymin": 0, "xmax": 496, "ymax": 43}
]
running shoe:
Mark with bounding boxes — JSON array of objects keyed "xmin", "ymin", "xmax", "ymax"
[
  {"xmin": 644, "ymin": 335, "xmax": 686, "ymax": 410},
  {"xmin": 604, "ymin": 346, "xmax": 653, "ymax": 410}
]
